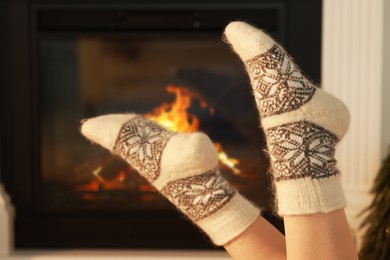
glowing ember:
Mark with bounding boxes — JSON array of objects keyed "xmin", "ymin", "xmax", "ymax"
[
  {"xmin": 117, "ymin": 171, "xmax": 126, "ymax": 182},
  {"xmin": 215, "ymin": 143, "xmax": 240, "ymax": 174},
  {"xmin": 76, "ymin": 167, "xmax": 129, "ymax": 192},
  {"xmin": 146, "ymin": 85, "xmax": 241, "ymax": 174},
  {"xmin": 93, "ymin": 166, "xmax": 104, "ymax": 181}
]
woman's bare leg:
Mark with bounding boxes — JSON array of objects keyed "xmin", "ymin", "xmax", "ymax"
[
  {"xmin": 224, "ymin": 209, "xmax": 357, "ymax": 260},
  {"xmin": 224, "ymin": 216, "xmax": 286, "ymax": 260},
  {"xmin": 284, "ymin": 209, "xmax": 357, "ymax": 260}
]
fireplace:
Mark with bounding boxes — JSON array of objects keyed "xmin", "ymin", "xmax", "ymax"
[{"xmin": 0, "ymin": 0, "xmax": 322, "ymax": 250}]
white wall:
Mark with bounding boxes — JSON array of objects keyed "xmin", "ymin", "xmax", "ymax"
[
  {"xmin": 382, "ymin": 0, "xmax": 390, "ymax": 158},
  {"xmin": 322, "ymin": 0, "xmax": 385, "ymax": 248}
]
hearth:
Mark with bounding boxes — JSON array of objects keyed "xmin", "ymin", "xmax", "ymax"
[{"xmin": 0, "ymin": 0, "xmax": 321, "ymax": 250}]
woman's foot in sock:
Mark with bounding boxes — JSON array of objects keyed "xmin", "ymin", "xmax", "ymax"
[
  {"xmin": 81, "ymin": 113, "xmax": 259, "ymax": 245},
  {"xmin": 224, "ymin": 21, "xmax": 350, "ymax": 216}
]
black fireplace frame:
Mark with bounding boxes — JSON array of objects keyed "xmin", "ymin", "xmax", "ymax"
[{"xmin": 1, "ymin": 0, "xmax": 322, "ymax": 249}]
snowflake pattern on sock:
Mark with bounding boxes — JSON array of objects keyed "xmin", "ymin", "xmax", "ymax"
[
  {"xmin": 161, "ymin": 168, "xmax": 236, "ymax": 222},
  {"xmin": 266, "ymin": 121, "xmax": 339, "ymax": 181},
  {"xmin": 113, "ymin": 116, "xmax": 175, "ymax": 182},
  {"xmin": 246, "ymin": 44, "xmax": 316, "ymax": 118}
]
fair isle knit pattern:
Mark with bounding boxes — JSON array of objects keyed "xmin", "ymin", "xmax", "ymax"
[
  {"xmin": 161, "ymin": 168, "xmax": 236, "ymax": 221},
  {"xmin": 113, "ymin": 116, "xmax": 175, "ymax": 182},
  {"xmin": 246, "ymin": 45, "xmax": 316, "ymax": 118},
  {"xmin": 266, "ymin": 121, "xmax": 339, "ymax": 182}
]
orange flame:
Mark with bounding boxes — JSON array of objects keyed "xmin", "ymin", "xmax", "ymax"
[
  {"xmin": 146, "ymin": 85, "xmax": 241, "ymax": 174},
  {"xmin": 146, "ymin": 85, "xmax": 213, "ymax": 132}
]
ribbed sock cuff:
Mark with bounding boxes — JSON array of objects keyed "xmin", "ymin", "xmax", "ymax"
[
  {"xmin": 196, "ymin": 193, "xmax": 260, "ymax": 246},
  {"xmin": 276, "ymin": 174, "xmax": 346, "ymax": 216}
]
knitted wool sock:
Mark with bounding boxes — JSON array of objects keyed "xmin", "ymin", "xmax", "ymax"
[
  {"xmin": 81, "ymin": 114, "xmax": 259, "ymax": 245},
  {"xmin": 224, "ymin": 21, "xmax": 350, "ymax": 216}
]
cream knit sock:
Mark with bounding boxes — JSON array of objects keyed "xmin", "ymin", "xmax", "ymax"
[
  {"xmin": 224, "ymin": 21, "xmax": 350, "ymax": 216},
  {"xmin": 81, "ymin": 114, "xmax": 259, "ymax": 245}
]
